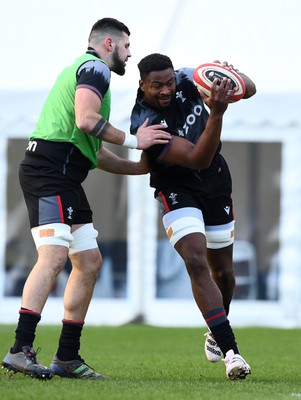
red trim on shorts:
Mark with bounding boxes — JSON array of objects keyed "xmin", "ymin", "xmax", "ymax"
[
  {"xmin": 56, "ymin": 195, "xmax": 65, "ymax": 223},
  {"xmin": 231, "ymin": 195, "xmax": 235, "ymax": 219},
  {"xmin": 159, "ymin": 191, "xmax": 170, "ymax": 212}
]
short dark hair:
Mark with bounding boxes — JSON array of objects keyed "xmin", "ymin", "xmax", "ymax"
[
  {"xmin": 138, "ymin": 53, "xmax": 174, "ymax": 79},
  {"xmin": 88, "ymin": 18, "xmax": 130, "ymax": 43}
]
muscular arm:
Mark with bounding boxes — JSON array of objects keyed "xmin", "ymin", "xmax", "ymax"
[
  {"xmin": 97, "ymin": 145, "xmax": 150, "ymax": 175},
  {"xmin": 75, "ymin": 88, "xmax": 127, "ymax": 144},
  {"xmin": 75, "ymin": 88, "xmax": 171, "ymax": 149},
  {"xmin": 161, "ymin": 79, "xmax": 231, "ymax": 169},
  {"xmin": 161, "ymin": 68, "xmax": 256, "ymax": 169},
  {"xmin": 162, "ymin": 113, "xmax": 223, "ymax": 169}
]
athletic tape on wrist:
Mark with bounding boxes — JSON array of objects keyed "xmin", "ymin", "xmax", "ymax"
[{"xmin": 122, "ymin": 132, "xmax": 138, "ymax": 149}]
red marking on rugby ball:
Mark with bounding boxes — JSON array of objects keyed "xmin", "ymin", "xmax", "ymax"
[{"xmin": 193, "ymin": 62, "xmax": 246, "ymax": 102}]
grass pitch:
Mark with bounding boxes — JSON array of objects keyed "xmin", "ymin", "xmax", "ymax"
[{"xmin": 0, "ymin": 324, "xmax": 300, "ymax": 400}]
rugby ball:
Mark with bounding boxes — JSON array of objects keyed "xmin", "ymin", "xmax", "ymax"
[{"xmin": 193, "ymin": 62, "xmax": 246, "ymax": 102}]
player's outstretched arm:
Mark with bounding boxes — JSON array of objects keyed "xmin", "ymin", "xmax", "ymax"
[
  {"xmin": 161, "ymin": 78, "xmax": 234, "ymax": 169},
  {"xmin": 97, "ymin": 145, "xmax": 150, "ymax": 175},
  {"xmin": 75, "ymin": 88, "xmax": 171, "ymax": 149}
]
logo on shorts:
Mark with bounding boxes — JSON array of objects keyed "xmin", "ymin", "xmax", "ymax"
[
  {"xmin": 67, "ymin": 206, "xmax": 74, "ymax": 220},
  {"xmin": 169, "ymin": 192, "xmax": 178, "ymax": 205},
  {"xmin": 224, "ymin": 206, "xmax": 231, "ymax": 215}
]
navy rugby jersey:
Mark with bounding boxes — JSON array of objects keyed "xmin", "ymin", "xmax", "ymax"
[{"xmin": 130, "ymin": 68, "xmax": 222, "ymax": 193}]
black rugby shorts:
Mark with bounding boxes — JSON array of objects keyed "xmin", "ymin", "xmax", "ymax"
[
  {"xmin": 156, "ymin": 154, "xmax": 234, "ymax": 226},
  {"xmin": 19, "ymin": 164, "xmax": 93, "ymax": 228}
]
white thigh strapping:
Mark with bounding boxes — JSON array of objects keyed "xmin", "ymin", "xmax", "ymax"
[
  {"xmin": 31, "ymin": 223, "xmax": 73, "ymax": 249},
  {"xmin": 162, "ymin": 208, "xmax": 205, "ymax": 247},
  {"xmin": 69, "ymin": 223, "xmax": 99, "ymax": 254},
  {"xmin": 205, "ymin": 221, "xmax": 235, "ymax": 249}
]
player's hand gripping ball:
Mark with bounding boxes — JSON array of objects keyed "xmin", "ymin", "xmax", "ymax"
[{"xmin": 193, "ymin": 62, "xmax": 246, "ymax": 102}]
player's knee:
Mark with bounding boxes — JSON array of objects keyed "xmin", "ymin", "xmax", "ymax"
[
  {"xmin": 213, "ymin": 266, "xmax": 235, "ymax": 286},
  {"xmin": 35, "ymin": 245, "xmax": 69, "ymax": 277},
  {"xmin": 89, "ymin": 249, "xmax": 103, "ymax": 276},
  {"xmin": 49, "ymin": 253, "xmax": 69, "ymax": 276},
  {"xmin": 185, "ymin": 251, "xmax": 208, "ymax": 281}
]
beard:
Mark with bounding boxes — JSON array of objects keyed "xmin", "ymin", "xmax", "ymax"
[{"xmin": 111, "ymin": 48, "xmax": 126, "ymax": 76}]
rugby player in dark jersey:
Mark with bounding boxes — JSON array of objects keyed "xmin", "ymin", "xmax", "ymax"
[{"xmin": 129, "ymin": 53, "xmax": 256, "ymax": 379}]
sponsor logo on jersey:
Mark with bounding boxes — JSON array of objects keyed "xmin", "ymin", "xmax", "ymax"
[{"xmin": 182, "ymin": 104, "xmax": 203, "ymax": 136}]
